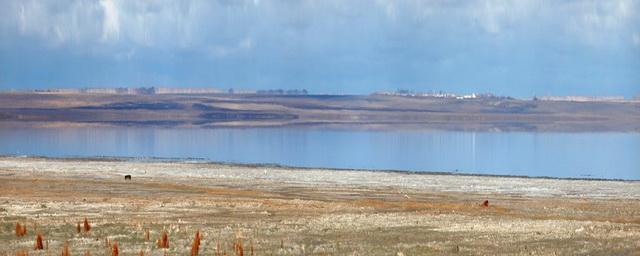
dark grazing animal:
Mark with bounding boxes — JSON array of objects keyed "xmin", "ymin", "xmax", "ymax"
[{"xmin": 124, "ymin": 175, "xmax": 132, "ymax": 181}]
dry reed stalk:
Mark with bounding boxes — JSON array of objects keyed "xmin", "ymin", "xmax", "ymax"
[
  {"xmin": 16, "ymin": 250, "xmax": 28, "ymax": 256},
  {"xmin": 15, "ymin": 223, "xmax": 21, "ymax": 236},
  {"xmin": 83, "ymin": 218, "xmax": 91, "ymax": 233},
  {"xmin": 250, "ymin": 241, "xmax": 254, "ymax": 256},
  {"xmin": 111, "ymin": 242, "xmax": 118, "ymax": 256},
  {"xmin": 84, "ymin": 250, "xmax": 91, "ymax": 256},
  {"xmin": 34, "ymin": 234, "xmax": 44, "ymax": 250},
  {"xmin": 16, "ymin": 222, "xmax": 27, "ymax": 237},
  {"xmin": 190, "ymin": 230, "xmax": 201, "ymax": 256},
  {"xmin": 234, "ymin": 241, "xmax": 243, "ymax": 256},
  {"xmin": 216, "ymin": 241, "xmax": 221, "ymax": 256},
  {"xmin": 144, "ymin": 229, "xmax": 150, "ymax": 241},
  {"xmin": 105, "ymin": 238, "xmax": 111, "ymax": 248},
  {"xmin": 76, "ymin": 223, "xmax": 81, "ymax": 233},
  {"xmin": 157, "ymin": 231, "xmax": 169, "ymax": 248},
  {"xmin": 61, "ymin": 241, "xmax": 70, "ymax": 256},
  {"xmin": 139, "ymin": 250, "xmax": 144, "ymax": 256}
]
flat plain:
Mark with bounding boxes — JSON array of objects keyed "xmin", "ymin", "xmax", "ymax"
[
  {"xmin": 1, "ymin": 93, "xmax": 639, "ymax": 132},
  {"xmin": 1, "ymin": 157, "xmax": 639, "ymax": 255}
]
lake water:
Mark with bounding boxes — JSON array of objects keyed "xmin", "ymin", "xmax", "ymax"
[{"xmin": 0, "ymin": 127, "xmax": 638, "ymax": 180}]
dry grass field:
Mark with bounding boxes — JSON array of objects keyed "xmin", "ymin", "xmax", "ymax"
[{"xmin": 1, "ymin": 157, "xmax": 639, "ymax": 255}]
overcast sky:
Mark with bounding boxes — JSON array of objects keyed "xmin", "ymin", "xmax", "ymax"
[{"xmin": 0, "ymin": 0, "xmax": 638, "ymax": 97}]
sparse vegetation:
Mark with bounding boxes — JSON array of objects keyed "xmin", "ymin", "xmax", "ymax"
[
  {"xmin": 7, "ymin": 226, "xmax": 278, "ymax": 256},
  {"xmin": 15, "ymin": 222, "xmax": 27, "ymax": 237},
  {"xmin": 157, "ymin": 231, "xmax": 169, "ymax": 249},
  {"xmin": 62, "ymin": 241, "xmax": 70, "ymax": 256},
  {"xmin": 34, "ymin": 234, "xmax": 44, "ymax": 250},
  {"xmin": 191, "ymin": 230, "xmax": 201, "ymax": 256},
  {"xmin": 83, "ymin": 217, "xmax": 91, "ymax": 233},
  {"xmin": 111, "ymin": 242, "xmax": 119, "ymax": 256},
  {"xmin": 2, "ymin": 157, "xmax": 639, "ymax": 255},
  {"xmin": 234, "ymin": 241, "xmax": 244, "ymax": 256}
]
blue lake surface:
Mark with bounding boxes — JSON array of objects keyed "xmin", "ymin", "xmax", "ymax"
[{"xmin": 0, "ymin": 127, "xmax": 638, "ymax": 180}]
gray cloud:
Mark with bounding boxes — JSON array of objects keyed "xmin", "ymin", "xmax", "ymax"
[
  {"xmin": 0, "ymin": 0, "xmax": 638, "ymax": 96},
  {"xmin": 3, "ymin": 0, "xmax": 636, "ymax": 49}
]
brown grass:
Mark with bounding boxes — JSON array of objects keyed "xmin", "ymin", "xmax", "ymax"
[
  {"xmin": 61, "ymin": 241, "xmax": 70, "ymax": 256},
  {"xmin": 15, "ymin": 222, "xmax": 27, "ymax": 237},
  {"xmin": 157, "ymin": 231, "xmax": 169, "ymax": 249},
  {"xmin": 191, "ymin": 230, "xmax": 201, "ymax": 256},
  {"xmin": 111, "ymin": 242, "xmax": 119, "ymax": 256},
  {"xmin": 83, "ymin": 217, "xmax": 91, "ymax": 232},
  {"xmin": 481, "ymin": 200, "xmax": 489, "ymax": 207},
  {"xmin": 235, "ymin": 241, "xmax": 244, "ymax": 256},
  {"xmin": 34, "ymin": 233, "xmax": 44, "ymax": 250},
  {"xmin": 84, "ymin": 250, "xmax": 91, "ymax": 256},
  {"xmin": 139, "ymin": 250, "xmax": 144, "ymax": 256},
  {"xmin": 16, "ymin": 250, "xmax": 28, "ymax": 256}
]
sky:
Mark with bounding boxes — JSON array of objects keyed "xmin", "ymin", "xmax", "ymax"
[{"xmin": 0, "ymin": 0, "xmax": 638, "ymax": 97}]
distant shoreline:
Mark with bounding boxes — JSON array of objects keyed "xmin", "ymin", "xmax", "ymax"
[
  {"xmin": 3, "ymin": 154, "xmax": 637, "ymax": 182},
  {"xmin": 1, "ymin": 92, "xmax": 639, "ymax": 132},
  {"xmin": 2, "ymin": 89, "xmax": 637, "ymax": 103}
]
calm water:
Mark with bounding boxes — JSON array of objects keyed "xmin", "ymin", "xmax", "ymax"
[{"xmin": 0, "ymin": 127, "xmax": 638, "ymax": 180}]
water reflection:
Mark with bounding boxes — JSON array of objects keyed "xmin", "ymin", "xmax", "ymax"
[{"xmin": 0, "ymin": 127, "xmax": 637, "ymax": 180}]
